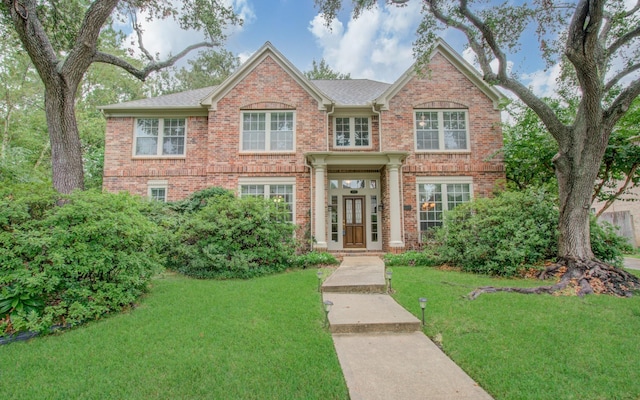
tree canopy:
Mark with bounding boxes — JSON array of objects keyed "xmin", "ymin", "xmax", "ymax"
[
  {"xmin": 304, "ymin": 58, "xmax": 351, "ymax": 80},
  {"xmin": 0, "ymin": 0, "xmax": 240, "ymax": 193}
]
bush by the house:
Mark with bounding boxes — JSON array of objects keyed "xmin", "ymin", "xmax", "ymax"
[
  {"xmin": 168, "ymin": 194, "xmax": 297, "ymax": 279},
  {"xmin": 0, "ymin": 189, "xmax": 164, "ymax": 337},
  {"xmin": 434, "ymin": 190, "xmax": 631, "ymax": 276},
  {"xmin": 384, "ymin": 250, "xmax": 441, "ymax": 267},
  {"xmin": 295, "ymin": 251, "xmax": 340, "ymax": 268}
]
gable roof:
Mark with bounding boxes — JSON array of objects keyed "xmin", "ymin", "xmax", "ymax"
[
  {"xmin": 375, "ymin": 39, "xmax": 505, "ymax": 110},
  {"xmin": 99, "ymin": 39, "xmax": 504, "ymax": 114},
  {"xmin": 200, "ymin": 42, "xmax": 333, "ymax": 110}
]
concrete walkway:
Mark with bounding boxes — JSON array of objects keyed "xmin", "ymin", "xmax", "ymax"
[
  {"xmin": 624, "ymin": 257, "xmax": 640, "ymax": 270},
  {"xmin": 321, "ymin": 256, "xmax": 493, "ymax": 400}
]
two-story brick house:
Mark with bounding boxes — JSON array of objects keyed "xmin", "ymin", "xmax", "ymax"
[{"xmin": 101, "ymin": 40, "xmax": 505, "ymax": 252}]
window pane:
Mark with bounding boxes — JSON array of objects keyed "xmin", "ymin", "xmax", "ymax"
[
  {"xmin": 418, "ymin": 184, "xmax": 443, "ymax": 235},
  {"xmin": 416, "ymin": 112, "xmax": 439, "ymax": 150},
  {"xmin": 443, "ymin": 111, "xmax": 467, "ymax": 149},
  {"xmin": 335, "ymin": 117, "xmax": 351, "ymax": 146},
  {"xmin": 354, "ymin": 117, "xmax": 369, "ymax": 146},
  {"xmin": 150, "ymin": 188, "xmax": 166, "ymax": 202},
  {"xmin": 447, "ymin": 183, "xmax": 470, "ymax": 209},
  {"xmin": 241, "ymin": 185, "xmax": 264, "ymax": 197},
  {"xmin": 162, "ymin": 119, "xmax": 185, "ymax": 155},
  {"xmin": 270, "ymin": 112, "xmax": 294, "ymax": 151},
  {"xmin": 135, "ymin": 119, "xmax": 159, "ymax": 155},
  {"xmin": 242, "ymin": 113, "xmax": 266, "ymax": 150},
  {"xmin": 270, "ymin": 184, "xmax": 294, "ymax": 222}
]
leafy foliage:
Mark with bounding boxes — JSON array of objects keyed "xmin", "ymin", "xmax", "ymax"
[
  {"xmin": 434, "ymin": 190, "xmax": 631, "ymax": 276},
  {"xmin": 168, "ymin": 194, "xmax": 297, "ymax": 279},
  {"xmin": 294, "ymin": 251, "xmax": 339, "ymax": 268},
  {"xmin": 384, "ymin": 250, "xmax": 440, "ymax": 267},
  {"xmin": 0, "ymin": 189, "xmax": 164, "ymax": 336},
  {"xmin": 303, "ymin": 58, "xmax": 351, "ymax": 80}
]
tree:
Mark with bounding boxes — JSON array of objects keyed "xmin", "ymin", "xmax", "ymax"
[
  {"xmin": 0, "ymin": 0, "xmax": 239, "ymax": 194},
  {"xmin": 144, "ymin": 48, "xmax": 240, "ymax": 96},
  {"xmin": 502, "ymin": 98, "xmax": 640, "ymax": 217},
  {"xmin": 304, "ymin": 58, "xmax": 351, "ymax": 80},
  {"xmin": 317, "ymin": 0, "xmax": 640, "ymax": 296}
]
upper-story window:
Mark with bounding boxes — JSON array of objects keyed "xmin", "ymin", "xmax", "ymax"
[
  {"xmin": 135, "ymin": 118, "xmax": 186, "ymax": 156},
  {"xmin": 335, "ymin": 117, "xmax": 370, "ymax": 148},
  {"xmin": 415, "ymin": 110, "xmax": 468, "ymax": 151},
  {"xmin": 242, "ymin": 111, "xmax": 295, "ymax": 152}
]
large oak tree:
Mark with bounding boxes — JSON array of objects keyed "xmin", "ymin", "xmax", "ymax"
[
  {"xmin": 316, "ymin": 0, "xmax": 640, "ymax": 295},
  {"xmin": 0, "ymin": 0, "xmax": 239, "ymax": 194}
]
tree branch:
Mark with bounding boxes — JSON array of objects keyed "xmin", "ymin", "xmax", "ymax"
[
  {"xmin": 130, "ymin": 10, "xmax": 156, "ymax": 63},
  {"xmin": 595, "ymin": 163, "xmax": 639, "ymax": 217},
  {"xmin": 604, "ymin": 63, "xmax": 640, "ymax": 93},
  {"xmin": 63, "ymin": 0, "xmax": 120, "ymax": 85},
  {"xmin": 606, "ymin": 25, "xmax": 640, "ymax": 60},
  {"xmin": 604, "ymin": 78, "xmax": 640, "ymax": 131},
  {"xmin": 93, "ymin": 41, "xmax": 217, "ymax": 81}
]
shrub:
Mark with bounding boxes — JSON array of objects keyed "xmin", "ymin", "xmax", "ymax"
[
  {"xmin": 168, "ymin": 195, "xmax": 297, "ymax": 279},
  {"xmin": 434, "ymin": 190, "xmax": 633, "ymax": 276},
  {"xmin": 591, "ymin": 218, "xmax": 633, "ymax": 267},
  {"xmin": 437, "ymin": 191, "xmax": 559, "ymax": 276},
  {"xmin": 295, "ymin": 251, "xmax": 339, "ymax": 268},
  {"xmin": 384, "ymin": 250, "xmax": 441, "ymax": 267},
  {"xmin": 0, "ymin": 190, "xmax": 164, "ymax": 337}
]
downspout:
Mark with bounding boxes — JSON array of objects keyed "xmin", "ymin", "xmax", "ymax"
[
  {"xmin": 371, "ymin": 102, "xmax": 381, "ymax": 152},
  {"xmin": 326, "ymin": 103, "xmax": 335, "ymax": 151},
  {"xmin": 304, "ymin": 155, "xmax": 314, "ymax": 251}
]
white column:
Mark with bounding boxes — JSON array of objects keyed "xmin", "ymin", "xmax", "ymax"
[
  {"xmin": 314, "ymin": 162, "xmax": 327, "ymax": 249},
  {"xmin": 388, "ymin": 161, "xmax": 404, "ymax": 248}
]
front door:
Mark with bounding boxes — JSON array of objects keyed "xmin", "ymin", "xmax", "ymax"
[{"xmin": 344, "ymin": 196, "xmax": 366, "ymax": 248}]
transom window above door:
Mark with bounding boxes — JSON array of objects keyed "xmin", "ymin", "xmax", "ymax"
[
  {"xmin": 241, "ymin": 111, "xmax": 295, "ymax": 152},
  {"xmin": 334, "ymin": 117, "xmax": 370, "ymax": 148}
]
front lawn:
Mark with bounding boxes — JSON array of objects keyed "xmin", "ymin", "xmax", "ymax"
[
  {"xmin": 393, "ymin": 267, "xmax": 640, "ymax": 400},
  {"xmin": 0, "ymin": 270, "xmax": 348, "ymax": 400}
]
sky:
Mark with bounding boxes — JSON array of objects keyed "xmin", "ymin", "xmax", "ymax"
[{"xmin": 129, "ymin": 0, "xmax": 637, "ymax": 99}]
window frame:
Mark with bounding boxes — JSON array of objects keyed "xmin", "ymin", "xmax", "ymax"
[
  {"xmin": 240, "ymin": 111, "xmax": 296, "ymax": 153},
  {"xmin": 333, "ymin": 116, "xmax": 372, "ymax": 148},
  {"xmin": 133, "ymin": 117, "xmax": 187, "ymax": 158},
  {"xmin": 148, "ymin": 180, "xmax": 168, "ymax": 202},
  {"xmin": 416, "ymin": 177, "xmax": 473, "ymax": 239},
  {"xmin": 414, "ymin": 109, "xmax": 470, "ymax": 152},
  {"xmin": 238, "ymin": 177, "xmax": 296, "ymax": 223}
]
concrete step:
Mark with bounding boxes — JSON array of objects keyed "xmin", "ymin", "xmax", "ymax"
[
  {"xmin": 321, "ymin": 256, "xmax": 387, "ymax": 294},
  {"xmin": 322, "ymin": 293, "xmax": 422, "ymax": 334}
]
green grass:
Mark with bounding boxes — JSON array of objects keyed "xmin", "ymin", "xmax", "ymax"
[
  {"xmin": 392, "ymin": 267, "xmax": 640, "ymax": 400},
  {"xmin": 0, "ymin": 270, "xmax": 348, "ymax": 400}
]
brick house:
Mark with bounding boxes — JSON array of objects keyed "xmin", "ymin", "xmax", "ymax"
[{"xmin": 101, "ymin": 40, "xmax": 505, "ymax": 252}]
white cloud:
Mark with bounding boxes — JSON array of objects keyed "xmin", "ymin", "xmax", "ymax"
[
  {"xmin": 308, "ymin": 1, "xmax": 422, "ymax": 82},
  {"xmin": 125, "ymin": 0, "xmax": 254, "ymax": 60}
]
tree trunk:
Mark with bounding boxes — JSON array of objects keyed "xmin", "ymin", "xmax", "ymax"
[{"xmin": 45, "ymin": 84, "xmax": 85, "ymax": 193}]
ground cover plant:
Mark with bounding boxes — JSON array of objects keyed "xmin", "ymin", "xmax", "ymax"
[
  {"xmin": 0, "ymin": 270, "xmax": 348, "ymax": 399},
  {"xmin": 392, "ymin": 267, "xmax": 640, "ymax": 400}
]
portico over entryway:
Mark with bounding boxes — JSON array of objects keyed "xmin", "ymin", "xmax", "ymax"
[{"xmin": 306, "ymin": 152, "xmax": 407, "ymax": 252}]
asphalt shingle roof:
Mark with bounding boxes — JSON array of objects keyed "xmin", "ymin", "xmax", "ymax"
[
  {"xmin": 311, "ymin": 79, "xmax": 391, "ymax": 105},
  {"xmin": 100, "ymin": 86, "xmax": 218, "ymax": 110},
  {"xmin": 100, "ymin": 78, "xmax": 391, "ymax": 111}
]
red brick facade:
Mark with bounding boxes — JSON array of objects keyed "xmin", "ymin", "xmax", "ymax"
[{"xmin": 102, "ymin": 41, "xmax": 505, "ymax": 252}]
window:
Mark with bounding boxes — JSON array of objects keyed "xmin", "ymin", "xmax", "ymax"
[
  {"xmin": 415, "ymin": 110, "xmax": 468, "ymax": 151},
  {"xmin": 242, "ymin": 111, "xmax": 294, "ymax": 151},
  {"xmin": 417, "ymin": 180, "xmax": 471, "ymax": 238},
  {"xmin": 135, "ymin": 118, "xmax": 185, "ymax": 156},
  {"xmin": 148, "ymin": 180, "xmax": 168, "ymax": 202},
  {"xmin": 239, "ymin": 179, "xmax": 295, "ymax": 222},
  {"xmin": 335, "ymin": 117, "xmax": 370, "ymax": 147}
]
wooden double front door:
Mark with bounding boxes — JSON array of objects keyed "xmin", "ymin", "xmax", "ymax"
[{"xmin": 343, "ymin": 196, "xmax": 366, "ymax": 248}]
